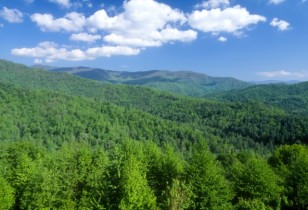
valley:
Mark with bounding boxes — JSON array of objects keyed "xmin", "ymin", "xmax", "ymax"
[{"xmin": 0, "ymin": 59, "xmax": 307, "ymax": 209}]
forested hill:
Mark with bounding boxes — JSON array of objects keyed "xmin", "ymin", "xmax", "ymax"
[
  {"xmin": 0, "ymin": 82, "xmax": 206, "ymax": 149},
  {"xmin": 1, "ymin": 59, "xmax": 308, "ymax": 149},
  {"xmin": 47, "ymin": 66, "xmax": 252, "ymax": 96},
  {"xmin": 206, "ymin": 82, "xmax": 308, "ymax": 116}
]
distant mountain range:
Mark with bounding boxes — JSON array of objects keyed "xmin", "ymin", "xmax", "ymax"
[
  {"xmin": 2, "ymin": 59, "xmax": 306, "ymax": 117},
  {"xmin": 42, "ymin": 66, "xmax": 253, "ymax": 97}
]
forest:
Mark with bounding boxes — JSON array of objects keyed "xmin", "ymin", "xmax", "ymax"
[{"xmin": 0, "ymin": 59, "xmax": 308, "ymax": 209}]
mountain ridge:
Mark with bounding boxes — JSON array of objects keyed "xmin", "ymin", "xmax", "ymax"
[{"xmin": 46, "ymin": 66, "xmax": 253, "ymax": 96}]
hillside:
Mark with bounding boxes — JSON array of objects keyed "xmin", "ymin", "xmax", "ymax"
[
  {"xmin": 206, "ymin": 82, "xmax": 308, "ymax": 116},
  {"xmin": 0, "ymin": 82, "xmax": 206, "ymax": 149},
  {"xmin": 48, "ymin": 66, "xmax": 252, "ymax": 97},
  {"xmin": 1, "ymin": 59, "xmax": 307, "ymax": 149},
  {"xmin": 1, "ymin": 82, "xmax": 307, "ymax": 209}
]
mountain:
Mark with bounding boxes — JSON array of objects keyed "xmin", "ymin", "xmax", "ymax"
[
  {"xmin": 1, "ymin": 59, "xmax": 307, "ymax": 149},
  {"xmin": 48, "ymin": 66, "xmax": 252, "ymax": 97},
  {"xmin": 206, "ymin": 82, "xmax": 308, "ymax": 116}
]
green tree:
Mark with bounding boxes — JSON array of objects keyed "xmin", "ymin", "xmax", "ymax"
[
  {"xmin": 0, "ymin": 175, "xmax": 15, "ymax": 210},
  {"xmin": 144, "ymin": 142, "xmax": 190, "ymax": 209},
  {"xmin": 119, "ymin": 154, "xmax": 156, "ymax": 210},
  {"xmin": 231, "ymin": 155, "xmax": 282, "ymax": 209},
  {"xmin": 269, "ymin": 144, "xmax": 308, "ymax": 209},
  {"xmin": 187, "ymin": 142, "xmax": 233, "ymax": 209}
]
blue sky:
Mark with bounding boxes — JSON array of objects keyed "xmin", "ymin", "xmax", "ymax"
[{"xmin": 0, "ymin": 0, "xmax": 307, "ymax": 81}]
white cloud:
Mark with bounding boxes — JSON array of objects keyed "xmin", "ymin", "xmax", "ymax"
[
  {"xmin": 21, "ymin": 0, "xmax": 197, "ymax": 61},
  {"xmin": 86, "ymin": 46, "xmax": 140, "ymax": 57},
  {"xmin": 34, "ymin": 59, "xmax": 43, "ymax": 64},
  {"xmin": 31, "ymin": 12, "xmax": 85, "ymax": 32},
  {"xmin": 218, "ymin": 36, "xmax": 227, "ymax": 42},
  {"xmin": 87, "ymin": 9, "xmax": 128, "ymax": 32},
  {"xmin": 103, "ymin": 28, "xmax": 197, "ymax": 47},
  {"xmin": 16, "ymin": 0, "xmax": 269, "ymax": 62},
  {"xmin": 196, "ymin": 0, "xmax": 230, "ymax": 9},
  {"xmin": 258, "ymin": 70, "xmax": 290, "ymax": 77},
  {"xmin": 70, "ymin": 33, "xmax": 101, "ymax": 43},
  {"xmin": 11, "ymin": 41, "xmax": 140, "ymax": 62},
  {"xmin": 257, "ymin": 70, "xmax": 308, "ymax": 79},
  {"xmin": 270, "ymin": 18, "xmax": 290, "ymax": 31},
  {"xmin": 189, "ymin": 5, "xmax": 266, "ymax": 34},
  {"xmin": 12, "ymin": 42, "xmax": 91, "ymax": 62},
  {"xmin": 103, "ymin": 34, "xmax": 162, "ymax": 47},
  {"xmin": 49, "ymin": 0, "xmax": 71, "ymax": 8},
  {"xmin": 269, "ymin": 0, "xmax": 285, "ymax": 5},
  {"xmin": 87, "ymin": 0, "xmax": 194, "ymax": 48},
  {"xmin": 0, "ymin": 7, "xmax": 23, "ymax": 23},
  {"xmin": 151, "ymin": 28, "xmax": 197, "ymax": 43}
]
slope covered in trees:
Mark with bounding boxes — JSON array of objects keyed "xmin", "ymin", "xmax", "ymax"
[
  {"xmin": 1, "ymin": 59, "xmax": 308, "ymax": 149},
  {"xmin": 206, "ymin": 82, "xmax": 308, "ymax": 116}
]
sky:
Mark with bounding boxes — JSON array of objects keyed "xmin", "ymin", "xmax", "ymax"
[{"xmin": 0, "ymin": 0, "xmax": 308, "ymax": 81}]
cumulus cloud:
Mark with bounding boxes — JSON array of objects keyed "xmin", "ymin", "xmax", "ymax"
[
  {"xmin": 218, "ymin": 36, "xmax": 227, "ymax": 42},
  {"xmin": 30, "ymin": 0, "xmax": 196, "ymax": 48},
  {"xmin": 257, "ymin": 70, "xmax": 308, "ymax": 79},
  {"xmin": 11, "ymin": 41, "xmax": 140, "ymax": 63},
  {"xmin": 87, "ymin": 9, "xmax": 128, "ymax": 32},
  {"xmin": 49, "ymin": 0, "xmax": 71, "ymax": 8},
  {"xmin": 15, "ymin": 0, "xmax": 268, "ymax": 62},
  {"xmin": 189, "ymin": 5, "xmax": 266, "ymax": 34},
  {"xmin": 20, "ymin": 0, "xmax": 199, "ymax": 62},
  {"xmin": 0, "ymin": 7, "xmax": 23, "ymax": 23},
  {"xmin": 103, "ymin": 34, "xmax": 162, "ymax": 47},
  {"xmin": 269, "ymin": 0, "xmax": 285, "ymax": 4},
  {"xmin": 70, "ymin": 33, "xmax": 101, "ymax": 43},
  {"xmin": 86, "ymin": 46, "xmax": 140, "ymax": 57},
  {"xmin": 87, "ymin": 0, "xmax": 194, "ymax": 48},
  {"xmin": 270, "ymin": 18, "xmax": 290, "ymax": 31},
  {"xmin": 31, "ymin": 12, "xmax": 85, "ymax": 32},
  {"xmin": 34, "ymin": 59, "xmax": 43, "ymax": 64},
  {"xmin": 196, "ymin": 0, "xmax": 230, "ymax": 9}
]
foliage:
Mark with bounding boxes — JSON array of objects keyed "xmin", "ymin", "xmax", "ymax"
[
  {"xmin": 187, "ymin": 142, "xmax": 233, "ymax": 209},
  {"xmin": 207, "ymin": 82, "xmax": 308, "ymax": 116},
  {"xmin": 0, "ymin": 175, "xmax": 15, "ymax": 210},
  {"xmin": 0, "ymin": 59, "xmax": 308, "ymax": 209},
  {"xmin": 230, "ymin": 154, "xmax": 282, "ymax": 209},
  {"xmin": 269, "ymin": 144, "xmax": 308, "ymax": 209}
]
